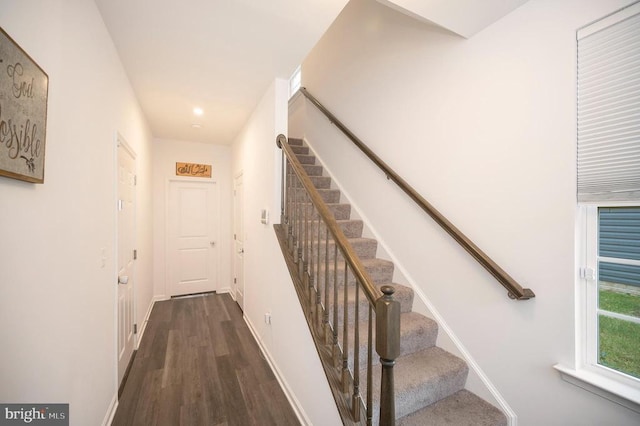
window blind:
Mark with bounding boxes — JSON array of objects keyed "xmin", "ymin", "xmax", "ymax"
[{"xmin": 577, "ymin": 3, "xmax": 640, "ymax": 202}]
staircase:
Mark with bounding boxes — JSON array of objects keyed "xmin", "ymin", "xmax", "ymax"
[{"xmin": 281, "ymin": 137, "xmax": 508, "ymax": 426}]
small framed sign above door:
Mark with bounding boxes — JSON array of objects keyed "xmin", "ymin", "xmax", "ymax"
[{"xmin": 176, "ymin": 162, "xmax": 212, "ymax": 178}]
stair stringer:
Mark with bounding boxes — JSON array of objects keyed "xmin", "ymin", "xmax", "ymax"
[{"xmin": 300, "ymin": 136, "xmax": 517, "ymax": 426}]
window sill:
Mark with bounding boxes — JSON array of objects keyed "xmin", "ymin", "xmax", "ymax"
[{"xmin": 554, "ymin": 364, "xmax": 640, "ymax": 414}]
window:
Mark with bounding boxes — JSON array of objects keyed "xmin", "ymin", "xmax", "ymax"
[
  {"xmin": 289, "ymin": 65, "xmax": 301, "ymax": 99},
  {"xmin": 582, "ymin": 206, "xmax": 640, "ymax": 382},
  {"xmin": 575, "ymin": 1, "xmax": 640, "ymax": 397}
]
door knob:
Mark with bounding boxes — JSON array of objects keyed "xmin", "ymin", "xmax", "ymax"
[
  {"xmin": 210, "ymin": 241, "xmax": 216, "ymax": 246},
  {"xmin": 118, "ymin": 276, "xmax": 129, "ymax": 285}
]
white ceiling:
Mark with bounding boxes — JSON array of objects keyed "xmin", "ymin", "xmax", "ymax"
[
  {"xmin": 376, "ymin": 0, "xmax": 530, "ymax": 38},
  {"xmin": 94, "ymin": 0, "xmax": 349, "ymax": 144},
  {"xmin": 95, "ymin": 0, "xmax": 529, "ymax": 145}
]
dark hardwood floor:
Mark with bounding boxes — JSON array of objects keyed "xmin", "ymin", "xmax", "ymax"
[{"xmin": 112, "ymin": 293, "xmax": 301, "ymax": 426}]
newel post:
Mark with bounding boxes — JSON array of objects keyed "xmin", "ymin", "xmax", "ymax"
[{"xmin": 376, "ymin": 285, "xmax": 400, "ymax": 426}]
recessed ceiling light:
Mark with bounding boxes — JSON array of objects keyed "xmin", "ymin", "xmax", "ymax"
[
  {"xmin": 191, "ymin": 123, "xmax": 201, "ymax": 129},
  {"xmin": 193, "ymin": 107, "xmax": 203, "ymax": 116}
]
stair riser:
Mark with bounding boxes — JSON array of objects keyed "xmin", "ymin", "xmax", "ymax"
[
  {"xmin": 395, "ymin": 372, "xmax": 468, "ymax": 421},
  {"xmin": 295, "ymin": 154, "xmax": 316, "ymax": 165},
  {"xmin": 307, "ymin": 286, "xmax": 414, "ymax": 350},
  {"xmin": 290, "ymin": 145, "xmax": 309, "ymax": 155},
  {"xmin": 312, "ymin": 262, "xmax": 394, "ymax": 288},
  {"xmin": 344, "ymin": 321, "xmax": 438, "ymax": 372},
  {"xmin": 301, "ymin": 219, "xmax": 364, "ymax": 238},
  {"xmin": 294, "ymin": 203, "xmax": 351, "ymax": 220},
  {"xmin": 308, "ymin": 239, "xmax": 378, "ymax": 261},
  {"xmin": 309, "ymin": 176, "xmax": 332, "ymax": 189},
  {"xmin": 325, "ymin": 285, "xmax": 414, "ymax": 328},
  {"xmin": 289, "ymin": 187, "xmax": 341, "ymax": 203},
  {"xmin": 287, "ymin": 163, "xmax": 323, "ymax": 176}
]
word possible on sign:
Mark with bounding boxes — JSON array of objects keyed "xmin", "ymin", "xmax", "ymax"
[{"xmin": 176, "ymin": 162, "xmax": 212, "ymax": 178}]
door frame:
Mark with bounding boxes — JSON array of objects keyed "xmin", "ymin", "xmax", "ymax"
[
  {"xmin": 114, "ymin": 132, "xmax": 137, "ymax": 389},
  {"xmin": 164, "ymin": 177, "xmax": 220, "ymax": 297},
  {"xmin": 233, "ymin": 171, "xmax": 244, "ymax": 308}
]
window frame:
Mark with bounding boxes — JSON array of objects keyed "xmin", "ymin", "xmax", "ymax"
[
  {"xmin": 288, "ymin": 65, "xmax": 301, "ymax": 99},
  {"xmin": 580, "ymin": 203, "xmax": 640, "ymax": 383},
  {"xmin": 571, "ymin": 202, "xmax": 640, "ymax": 409}
]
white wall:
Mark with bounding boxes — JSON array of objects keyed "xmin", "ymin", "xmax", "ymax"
[
  {"xmin": 0, "ymin": 1, "xmax": 153, "ymax": 425},
  {"xmin": 231, "ymin": 79, "xmax": 342, "ymax": 426},
  {"xmin": 294, "ymin": 0, "xmax": 640, "ymax": 424},
  {"xmin": 152, "ymin": 138, "xmax": 232, "ymax": 297}
]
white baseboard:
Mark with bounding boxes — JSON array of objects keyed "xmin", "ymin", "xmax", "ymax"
[
  {"xmin": 102, "ymin": 394, "xmax": 118, "ymax": 426},
  {"xmin": 217, "ymin": 286, "xmax": 232, "ymax": 295},
  {"xmin": 136, "ymin": 295, "xmax": 168, "ymax": 348},
  {"xmin": 243, "ymin": 315, "xmax": 312, "ymax": 426}
]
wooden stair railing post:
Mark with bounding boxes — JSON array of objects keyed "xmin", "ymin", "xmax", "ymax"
[
  {"xmin": 376, "ymin": 285, "xmax": 400, "ymax": 426},
  {"xmin": 277, "ymin": 134, "xmax": 286, "ymax": 226},
  {"xmin": 323, "ymin": 227, "xmax": 331, "ymax": 345},
  {"xmin": 332, "ymin": 241, "xmax": 340, "ymax": 364}
]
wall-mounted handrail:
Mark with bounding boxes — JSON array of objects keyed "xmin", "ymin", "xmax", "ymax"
[{"xmin": 298, "ymin": 87, "xmax": 535, "ymax": 300}]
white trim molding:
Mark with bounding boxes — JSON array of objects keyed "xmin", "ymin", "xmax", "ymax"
[
  {"xmin": 243, "ymin": 315, "xmax": 312, "ymax": 426},
  {"xmin": 554, "ymin": 364, "xmax": 640, "ymax": 414},
  {"xmin": 102, "ymin": 395, "xmax": 118, "ymax": 426}
]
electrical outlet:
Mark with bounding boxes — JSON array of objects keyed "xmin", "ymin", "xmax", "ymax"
[{"xmin": 264, "ymin": 312, "xmax": 271, "ymax": 325}]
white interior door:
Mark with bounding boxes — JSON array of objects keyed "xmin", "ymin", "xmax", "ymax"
[
  {"xmin": 117, "ymin": 139, "xmax": 136, "ymax": 386},
  {"xmin": 168, "ymin": 180, "xmax": 218, "ymax": 296},
  {"xmin": 233, "ymin": 173, "xmax": 244, "ymax": 310}
]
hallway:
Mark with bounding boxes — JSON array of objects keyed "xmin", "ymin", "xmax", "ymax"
[{"xmin": 112, "ymin": 293, "xmax": 301, "ymax": 426}]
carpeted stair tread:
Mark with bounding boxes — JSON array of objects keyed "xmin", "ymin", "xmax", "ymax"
[
  {"xmin": 310, "ymin": 175, "xmax": 332, "ymax": 189},
  {"xmin": 293, "ymin": 187, "xmax": 340, "ymax": 203},
  {"xmin": 318, "ymin": 257, "xmax": 394, "ymax": 287},
  {"xmin": 296, "ymin": 153, "xmax": 316, "ymax": 164},
  {"xmin": 332, "ymin": 284, "xmax": 413, "ymax": 323},
  {"xmin": 314, "ymin": 237, "xmax": 377, "ymax": 260},
  {"xmin": 306, "ymin": 219, "xmax": 364, "ymax": 238},
  {"xmin": 289, "ymin": 138, "xmax": 304, "ymax": 146},
  {"xmin": 397, "ymin": 390, "xmax": 508, "ymax": 426},
  {"xmin": 291, "ymin": 187, "xmax": 340, "ymax": 203},
  {"xmin": 290, "ymin": 145, "xmax": 309, "ymax": 155},
  {"xmin": 316, "ymin": 188, "xmax": 341, "ymax": 203},
  {"xmin": 395, "ymin": 312, "xmax": 439, "ymax": 355},
  {"xmin": 359, "ymin": 258, "xmax": 394, "ymax": 284},
  {"xmin": 300, "ymin": 202, "xmax": 351, "ymax": 220},
  {"xmin": 302, "ymin": 164, "xmax": 323, "ymax": 176},
  {"xmin": 338, "ymin": 219, "xmax": 363, "ymax": 237},
  {"xmin": 371, "ymin": 347, "xmax": 468, "ymax": 421},
  {"xmin": 328, "ymin": 282, "xmax": 412, "ymax": 334},
  {"xmin": 345, "ymin": 312, "xmax": 439, "ymax": 370}
]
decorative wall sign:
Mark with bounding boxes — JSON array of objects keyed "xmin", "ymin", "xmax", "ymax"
[
  {"xmin": 176, "ymin": 162, "xmax": 212, "ymax": 178},
  {"xmin": 0, "ymin": 27, "xmax": 49, "ymax": 184}
]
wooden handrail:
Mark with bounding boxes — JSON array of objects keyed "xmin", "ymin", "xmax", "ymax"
[
  {"xmin": 277, "ymin": 134, "xmax": 400, "ymax": 424},
  {"xmin": 277, "ymin": 134, "xmax": 383, "ymax": 305},
  {"xmin": 298, "ymin": 87, "xmax": 535, "ymax": 300}
]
